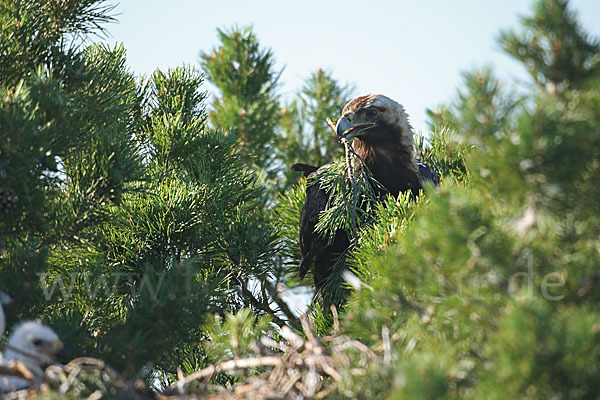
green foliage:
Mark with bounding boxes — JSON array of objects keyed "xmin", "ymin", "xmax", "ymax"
[
  {"xmin": 477, "ymin": 300, "xmax": 600, "ymax": 399},
  {"xmin": 279, "ymin": 69, "xmax": 354, "ymax": 189},
  {"xmin": 0, "ymin": 1, "xmax": 288, "ymax": 388},
  {"xmin": 200, "ymin": 26, "xmax": 281, "ymax": 183},
  {"xmin": 313, "ymin": 161, "xmax": 381, "ymax": 245},
  {"xmin": 415, "ymin": 127, "xmax": 471, "ymax": 184},
  {"xmin": 272, "ymin": 178, "xmax": 306, "ymax": 287},
  {"xmin": 1, "ymin": 38, "xmax": 145, "ymax": 317},
  {"xmin": 498, "ymin": 0, "xmax": 600, "ymax": 94},
  {"xmin": 0, "ymin": 0, "xmax": 116, "ymax": 86},
  {"xmin": 2, "ymin": 0, "xmax": 600, "ymax": 398},
  {"xmin": 334, "ymin": 351, "xmax": 451, "ymax": 400},
  {"xmin": 306, "ymin": 159, "xmax": 389, "ymax": 306},
  {"xmin": 202, "ymin": 309, "xmax": 271, "ymax": 363},
  {"xmin": 333, "ymin": 1, "xmax": 600, "ymax": 397},
  {"xmin": 426, "ymin": 67, "xmax": 521, "ymax": 140}
]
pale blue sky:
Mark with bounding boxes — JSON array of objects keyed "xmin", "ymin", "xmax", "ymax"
[{"xmin": 102, "ymin": 0, "xmax": 600, "ymax": 132}]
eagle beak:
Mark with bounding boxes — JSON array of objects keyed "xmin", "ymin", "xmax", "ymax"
[
  {"xmin": 335, "ymin": 115, "xmax": 376, "ymax": 141},
  {"xmin": 36, "ymin": 340, "xmax": 70, "ymax": 364},
  {"xmin": 51, "ymin": 339, "xmax": 71, "ymax": 362},
  {"xmin": 55, "ymin": 343, "xmax": 71, "ymax": 362},
  {"xmin": 336, "ymin": 115, "xmax": 354, "ymax": 140}
]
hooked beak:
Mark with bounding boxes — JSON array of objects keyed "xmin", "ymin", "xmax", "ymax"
[
  {"xmin": 45, "ymin": 340, "xmax": 71, "ymax": 363},
  {"xmin": 55, "ymin": 343, "xmax": 71, "ymax": 362},
  {"xmin": 335, "ymin": 115, "xmax": 376, "ymax": 141}
]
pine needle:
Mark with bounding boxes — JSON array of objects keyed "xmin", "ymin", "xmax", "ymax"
[{"xmin": 326, "ymin": 117, "xmax": 359, "ymax": 246}]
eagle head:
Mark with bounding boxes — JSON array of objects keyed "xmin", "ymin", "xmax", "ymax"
[
  {"xmin": 5, "ymin": 321, "xmax": 70, "ymax": 367},
  {"xmin": 335, "ymin": 94, "xmax": 414, "ymax": 150}
]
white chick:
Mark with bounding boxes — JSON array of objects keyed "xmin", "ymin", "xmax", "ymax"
[{"xmin": 0, "ymin": 321, "xmax": 68, "ymax": 392}]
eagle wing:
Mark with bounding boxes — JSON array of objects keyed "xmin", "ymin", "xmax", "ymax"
[
  {"xmin": 417, "ymin": 162, "xmax": 440, "ymax": 186},
  {"xmin": 298, "ymin": 165, "xmax": 350, "ymax": 288},
  {"xmin": 298, "ymin": 167, "xmax": 329, "ymax": 279},
  {"xmin": 291, "ymin": 163, "xmax": 319, "ymax": 177},
  {"xmin": 297, "ymin": 162, "xmax": 438, "ymax": 288}
]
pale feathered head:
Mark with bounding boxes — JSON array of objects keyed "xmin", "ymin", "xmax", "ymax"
[
  {"xmin": 336, "ymin": 94, "xmax": 414, "ymax": 150},
  {"xmin": 4, "ymin": 321, "xmax": 67, "ymax": 367}
]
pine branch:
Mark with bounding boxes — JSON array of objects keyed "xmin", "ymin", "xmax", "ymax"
[
  {"xmin": 264, "ymin": 280, "xmax": 300, "ymax": 327},
  {"xmin": 237, "ymin": 278, "xmax": 289, "ymax": 328},
  {"xmin": 327, "ymin": 117, "xmax": 359, "ymax": 246}
]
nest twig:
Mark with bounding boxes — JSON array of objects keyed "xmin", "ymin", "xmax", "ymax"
[
  {"xmin": 0, "ymin": 310, "xmax": 385, "ymax": 399},
  {"xmin": 0, "ymin": 360, "xmax": 34, "ymax": 381},
  {"xmin": 163, "ymin": 312, "xmax": 377, "ymax": 399},
  {"xmin": 326, "ymin": 118, "xmax": 360, "ymax": 247}
]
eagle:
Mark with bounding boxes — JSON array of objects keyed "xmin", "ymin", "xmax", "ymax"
[
  {"xmin": 1, "ymin": 321, "xmax": 69, "ymax": 392},
  {"xmin": 293, "ymin": 94, "xmax": 438, "ymax": 290}
]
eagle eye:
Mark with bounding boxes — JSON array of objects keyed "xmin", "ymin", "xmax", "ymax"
[
  {"xmin": 32, "ymin": 339, "xmax": 44, "ymax": 346},
  {"xmin": 365, "ymin": 109, "xmax": 378, "ymax": 119}
]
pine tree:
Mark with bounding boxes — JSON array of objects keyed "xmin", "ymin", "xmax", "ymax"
[
  {"xmin": 2, "ymin": 0, "xmax": 599, "ymax": 398},
  {"xmin": 0, "ymin": 1, "xmax": 145, "ymax": 327},
  {"xmin": 279, "ymin": 69, "xmax": 354, "ymax": 189},
  {"xmin": 498, "ymin": 0, "xmax": 600, "ymax": 94},
  {"xmin": 0, "ymin": 0, "xmax": 117, "ymax": 87},
  {"xmin": 0, "ymin": 1, "xmax": 290, "ymax": 390},
  {"xmin": 199, "ymin": 26, "xmax": 282, "ymax": 188},
  {"xmin": 332, "ymin": 0, "xmax": 600, "ymax": 398},
  {"xmin": 426, "ymin": 67, "xmax": 520, "ymax": 140}
]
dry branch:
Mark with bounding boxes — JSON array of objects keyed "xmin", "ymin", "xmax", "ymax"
[
  {"xmin": 0, "ymin": 360, "xmax": 34, "ymax": 381},
  {"xmin": 162, "ymin": 311, "xmax": 381, "ymax": 399},
  {"xmin": 0, "ymin": 312, "xmax": 383, "ymax": 399}
]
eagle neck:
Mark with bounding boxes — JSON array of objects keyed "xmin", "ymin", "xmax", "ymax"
[{"xmin": 353, "ymin": 138, "xmax": 420, "ymax": 197}]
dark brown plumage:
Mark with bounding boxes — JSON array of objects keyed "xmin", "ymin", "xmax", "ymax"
[
  {"xmin": 290, "ymin": 163, "xmax": 319, "ymax": 177},
  {"xmin": 296, "ymin": 94, "xmax": 435, "ymax": 290}
]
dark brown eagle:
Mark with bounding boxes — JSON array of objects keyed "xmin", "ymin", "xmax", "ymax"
[{"xmin": 293, "ymin": 94, "xmax": 438, "ymax": 290}]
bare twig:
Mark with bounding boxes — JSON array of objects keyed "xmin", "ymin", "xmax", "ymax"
[
  {"xmin": 237, "ymin": 278, "xmax": 289, "ymax": 328},
  {"xmin": 165, "ymin": 356, "xmax": 282, "ymax": 394},
  {"xmin": 345, "ymin": 140, "xmax": 360, "ymax": 247},
  {"xmin": 280, "ymin": 371, "xmax": 302, "ymax": 394},
  {"xmin": 330, "ymin": 305, "xmax": 340, "ymax": 334},
  {"xmin": 0, "ymin": 360, "xmax": 34, "ymax": 381},
  {"xmin": 264, "ymin": 280, "xmax": 300, "ymax": 328},
  {"xmin": 300, "ymin": 313, "xmax": 316, "ymax": 345},
  {"xmin": 320, "ymin": 359, "xmax": 342, "ymax": 382},
  {"xmin": 260, "ymin": 336, "xmax": 291, "ymax": 353},
  {"xmin": 280, "ymin": 325, "xmax": 305, "ymax": 350},
  {"xmin": 159, "ymin": 309, "xmax": 385, "ymax": 398},
  {"xmin": 382, "ymin": 326, "xmax": 391, "ymax": 366},
  {"xmin": 326, "ymin": 117, "xmax": 337, "ymax": 133}
]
